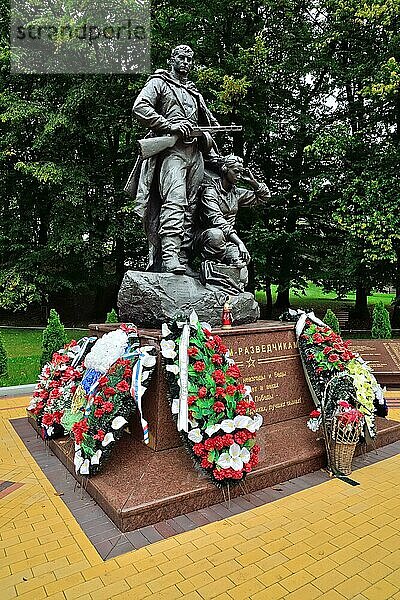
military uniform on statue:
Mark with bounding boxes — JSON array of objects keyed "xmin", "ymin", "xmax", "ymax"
[
  {"xmin": 196, "ymin": 155, "xmax": 271, "ymax": 295},
  {"xmin": 131, "ymin": 45, "xmax": 219, "ymax": 275}
]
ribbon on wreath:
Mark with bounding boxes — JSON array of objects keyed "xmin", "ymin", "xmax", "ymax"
[
  {"xmin": 177, "ymin": 323, "xmax": 190, "ymax": 432},
  {"xmin": 130, "ymin": 349, "xmax": 150, "ymax": 444},
  {"xmin": 71, "ymin": 336, "xmax": 97, "ymax": 368}
]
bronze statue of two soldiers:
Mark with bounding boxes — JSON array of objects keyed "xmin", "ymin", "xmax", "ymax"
[{"xmin": 127, "ymin": 44, "xmax": 270, "ymax": 289}]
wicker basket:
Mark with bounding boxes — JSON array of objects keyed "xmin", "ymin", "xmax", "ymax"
[
  {"xmin": 329, "ymin": 413, "xmax": 363, "ymax": 475},
  {"xmin": 329, "ymin": 440, "xmax": 357, "ymax": 475}
]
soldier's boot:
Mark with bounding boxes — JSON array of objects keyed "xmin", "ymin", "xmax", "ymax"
[
  {"xmin": 179, "ymin": 227, "xmax": 199, "ymax": 278},
  {"xmin": 161, "ymin": 236, "xmax": 185, "ymax": 274}
]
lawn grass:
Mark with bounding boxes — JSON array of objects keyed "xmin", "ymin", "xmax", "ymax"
[
  {"xmin": 0, "ymin": 328, "xmax": 88, "ymax": 387},
  {"xmin": 255, "ymin": 283, "xmax": 395, "ymax": 313}
]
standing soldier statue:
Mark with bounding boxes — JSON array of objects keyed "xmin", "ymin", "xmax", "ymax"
[{"xmin": 126, "ymin": 44, "xmax": 241, "ymax": 275}]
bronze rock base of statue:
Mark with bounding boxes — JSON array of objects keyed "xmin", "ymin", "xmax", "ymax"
[{"xmin": 117, "ymin": 270, "xmax": 259, "ymax": 328}]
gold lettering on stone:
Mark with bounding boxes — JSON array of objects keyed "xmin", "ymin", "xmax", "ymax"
[
  {"xmin": 255, "ymin": 394, "xmax": 274, "ymax": 403},
  {"xmin": 265, "ymin": 383, "xmax": 279, "ymax": 390},
  {"xmin": 266, "ymin": 397, "xmax": 302, "ymax": 411},
  {"xmin": 243, "ymin": 375, "xmax": 266, "ymax": 383}
]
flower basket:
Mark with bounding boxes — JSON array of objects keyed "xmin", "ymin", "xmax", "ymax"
[
  {"xmin": 329, "ymin": 439, "xmax": 358, "ymax": 475},
  {"xmin": 329, "ymin": 410, "xmax": 364, "ymax": 475}
]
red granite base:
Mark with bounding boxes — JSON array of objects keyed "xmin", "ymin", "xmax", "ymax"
[{"xmin": 28, "ymin": 415, "xmax": 400, "ymax": 532}]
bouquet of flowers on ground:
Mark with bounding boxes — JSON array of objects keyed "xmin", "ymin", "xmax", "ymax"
[
  {"xmin": 72, "ymin": 344, "xmax": 157, "ymax": 477},
  {"xmin": 27, "ymin": 339, "xmax": 93, "ymax": 439},
  {"xmin": 162, "ymin": 311, "xmax": 262, "ymax": 487},
  {"xmin": 282, "ymin": 308, "xmax": 386, "ymax": 475},
  {"xmin": 298, "ymin": 314, "xmax": 378, "ymax": 441},
  {"xmin": 330, "ymin": 401, "xmax": 365, "ymax": 444}
]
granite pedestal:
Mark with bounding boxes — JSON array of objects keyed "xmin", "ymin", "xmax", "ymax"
[{"xmin": 28, "ymin": 322, "xmax": 400, "ymax": 532}]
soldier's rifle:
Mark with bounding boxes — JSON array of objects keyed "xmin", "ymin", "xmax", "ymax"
[{"xmin": 138, "ymin": 125, "xmax": 242, "ymax": 160}]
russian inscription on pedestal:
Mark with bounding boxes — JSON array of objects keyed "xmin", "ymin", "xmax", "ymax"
[
  {"xmin": 224, "ymin": 324, "xmax": 314, "ymax": 425},
  {"xmin": 349, "ymin": 340, "xmax": 400, "ymax": 387}
]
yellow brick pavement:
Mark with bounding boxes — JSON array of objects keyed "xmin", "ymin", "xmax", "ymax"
[{"xmin": 0, "ymin": 396, "xmax": 400, "ymax": 599}]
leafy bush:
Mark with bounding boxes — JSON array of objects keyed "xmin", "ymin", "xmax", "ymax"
[
  {"xmin": 40, "ymin": 309, "xmax": 67, "ymax": 367},
  {"xmin": 371, "ymin": 301, "xmax": 392, "ymax": 339},
  {"xmin": 105, "ymin": 308, "xmax": 119, "ymax": 323},
  {"xmin": 323, "ymin": 309, "xmax": 341, "ymax": 334}
]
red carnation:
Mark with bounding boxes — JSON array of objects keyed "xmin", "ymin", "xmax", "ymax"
[
  {"xmin": 201, "ymin": 458, "xmax": 213, "ymax": 469},
  {"xmin": 53, "ymin": 411, "xmax": 63, "ymax": 423},
  {"xmin": 212, "ymin": 370, "xmax": 226, "ymax": 385},
  {"xmin": 123, "ymin": 368, "xmax": 133, "ymax": 379},
  {"xmin": 116, "ymin": 380, "xmax": 130, "ymax": 393},
  {"xmin": 193, "ymin": 361, "xmax": 206, "ymax": 372},
  {"xmin": 31, "ymin": 401, "xmax": 44, "ymax": 415},
  {"xmin": 104, "ymin": 387, "xmax": 116, "ymax": 397},
  {"xmin": 313, "ymin": 333, "xmax": 324, "ymax": 344},
  {"xmin": 193, "ymin": 443, "xmax": 206, "ymax": 457},
  {"xmin": 213, "ymin": 468, "xmax": 226, "ymax": 481},
  {"xmin": 198, "ymin": 386, "xmax": 207, "ymax": 398},
  {"xmin": 98, "ymin": 375, "xmax": 109, "ymax": 387},
  {"xmin": 213, "ymin": 401, "xmax": 225, "ymax": 413},
  {"xmin": 215, "ymin": 386, "xmax": 226, "ymax": 397},
  {"xmin": 218, "ymin": 343, "xmax": 228, "ymax": 355},
  {"xmin": 42, "ymin": 413, "xmax": 54, "ymax": 426},
  {"xmin": 226, "ymin": 384, "xmax": 236, "ymax": 396},
  {"xmin": 235, "ymin": 400, "xmax": 248, "ymax": 415},
  {"xmin": 205, "ymin": 340, "xmax": 216, "ymax": 350},
  {"xmin": 234, "ymin": 431, "xmax": 248, "ymax": 445},
  {"xmin": 102, "ymin": 401, "xmax": 114, "ymax": 413},
  {"xmin": 94, "ymin": 429, "xmax": 105, "ymax": 441},
  {"xmin": 94, "ymin": 408, "xmax": 105, "ymax": 418},
  {"xmin": 72, "ymin": 419, "xmax": 88, "ymax": 445},
  {"xmin": 188, "ymin": 347, "xmax": 198, "ymax": 356},
  {"xmin": 236, "ymin": 383, "xmax": 246, "ymax": 394},
  {"xmin": 328, "ymin": 353, "xmax": 340, "ymax": 363},
  {"xmin": 323, "ymin": 346, "xmax": 333, "ymax": 355},
  {"xmin": 212, "ymin": 436, "xmax": 225, "ymax": 450},
  {"xmin": 211, "ymin": 354, "xmax": 223, "ymax": 365},
  {"xmin": 222, "ymin": 434, "xmax": 234, "ymax": 446},
  {"xmin": 226, "ymin": 365, "xmax": 241, "ymax": 379},
  {"xmin": 116, "ymin": 358, "xmax": 130, "ymax": 367},
  {"xmin": 204, "ymin": 438, "xmax": 215, "ymax": 451},
  {"xmin": 187, "ymin": 395, "xmax": 197, "ymax": 406}
]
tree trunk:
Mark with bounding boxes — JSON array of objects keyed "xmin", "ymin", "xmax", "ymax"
[
  {"xmin": 265, "ymin": 278, "xmax": 273, "ymax": 318},
  {"xmin": 392, "ymin": 241, "xmax": 400, "ymax": 327},
  {"xmin": 275, "ymin": 286, "xmax": 290, "ymax": 309},
  {"xmin": 354, "ymin": 284, "xmax": 369, "ymax": 319}
]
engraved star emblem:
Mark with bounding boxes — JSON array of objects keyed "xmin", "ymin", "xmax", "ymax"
[{"xmin": 246, "ymin": 356, "xmax": 256, "ymax": 368}]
